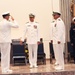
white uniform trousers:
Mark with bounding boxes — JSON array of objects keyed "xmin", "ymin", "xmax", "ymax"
[
  {"xmin": 0, "ymin": 43, "xmax": 11, "ymax": 72},
  {"xmin": 53, "ymin": 43, "xmax": 64, "ymax": 68},
  {"xmin": 28, "ymin": 44, "xmax": 38, "ymax": 66}
]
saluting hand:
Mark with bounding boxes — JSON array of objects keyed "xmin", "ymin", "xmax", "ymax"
[{"xmin": 11, "ymin": 16, "xmax": 14, "ymax": 21}]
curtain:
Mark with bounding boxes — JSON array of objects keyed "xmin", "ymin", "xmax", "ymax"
[{"xmin": 60, "ymin": 0, "xmax": 71, "ymax": 62}]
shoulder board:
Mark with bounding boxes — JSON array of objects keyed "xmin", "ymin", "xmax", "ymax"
[
  {"xmin": 8, "ymin": 20, "xmax": 11, "ymax": 22},
  {"xmin": 58, "ymin": 19, "xmax": 61, "ymax": 21},
  {"xmin": 52, "ymin": 21, "xmax": 55, "ymax": 23},
  {"xmin": 35, "ymin": 22, "xmax": 39, "ymax": 23},
  {"xmin": 26, "ymin": 22, "xmax": 29, "ymax": 24}
]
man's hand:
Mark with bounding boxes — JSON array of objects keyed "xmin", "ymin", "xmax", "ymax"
[
  {"xmin": 11, "ymin": 16, "xmax": 14, "ymax": 21},
  {"xmin": 20, "ymin": 40, "xmax": 23, "ymax": 45},
  {"xmin": 51, "ymin": 40, "xmax": 53, "ymax": 43},
  {"xmin": 37, "ymin": 41, "xmax": 40, "ymax": 45},
  {"xmin": 58, "ymin": 41, "xmax": 61, "ymax": 44}
]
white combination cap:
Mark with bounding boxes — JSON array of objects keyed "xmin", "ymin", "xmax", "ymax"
[
  {"xmin": 2, "ymin": 11, "xmax": 10, "ymax": 16},
  {"xmin": 52, "ymin": 11, "xmax": 61, "ymax": 15}
]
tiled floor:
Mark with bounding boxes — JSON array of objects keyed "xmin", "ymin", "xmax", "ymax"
[{"xmin": 0, "ymin": 60, "xmax": 75, "ymax": 75}]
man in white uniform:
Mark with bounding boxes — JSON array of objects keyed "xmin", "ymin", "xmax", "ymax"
[
  {"xmin": 21, "ymin": 13, "xmax": 40, "ymax": 68},
  {"xmin": 0, "ymin": 12, "xmax": 19, "ymax": 73},
  {"xmin": 50, "ymin": 12, "xmax": 65, "ymax": 70}
]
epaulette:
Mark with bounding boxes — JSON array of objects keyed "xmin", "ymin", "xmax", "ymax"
[
  {"xmin": 8, "ymin": 20, "xmax": 10, "ymax": 22},
  {"xmin": 58, "ymin": 19, "xmax": 61, "ymax": 21},
  {"xmin": 35, "ymin": 22, "xmax": 39, "ymax": 23},
  {"xmin": 52, "ymin": 21, "xmax": 55, "ymax": 23},
  {"xmin": 26, "ymin": 22, "xmax": 29, "ymax": 24}
]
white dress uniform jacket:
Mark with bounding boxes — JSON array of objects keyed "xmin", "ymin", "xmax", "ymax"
[
  {"xmin": 22, "ymin": 21, "xmax": 40, "ymax": 44},
  {"xmin": 0, "ymin": 19, "xmax": 19, "ymax": 43},
  {"xmin": 50, "ymin": 18, "xmax": 65, "ymax": 44},
  {"xmin": 50, "ymin": 17, "xmax": 65, "ymax": 69},
  {"xmin": 0, "ymin": 19, "xmax": 19, "ymax": 72}
]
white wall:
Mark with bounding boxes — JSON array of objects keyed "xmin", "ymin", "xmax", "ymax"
[
  {"xmin": 0, "ymin": 0, "xmax": 60, "ymax": 58},
  {"xmin": 52, "ymin": 0, "xmax": 60, "ymax": 12}
]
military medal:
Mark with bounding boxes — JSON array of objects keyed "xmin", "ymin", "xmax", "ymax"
[{"xmin": 34, "ymin": 25, "xmax": 37, "ymax": 29}]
